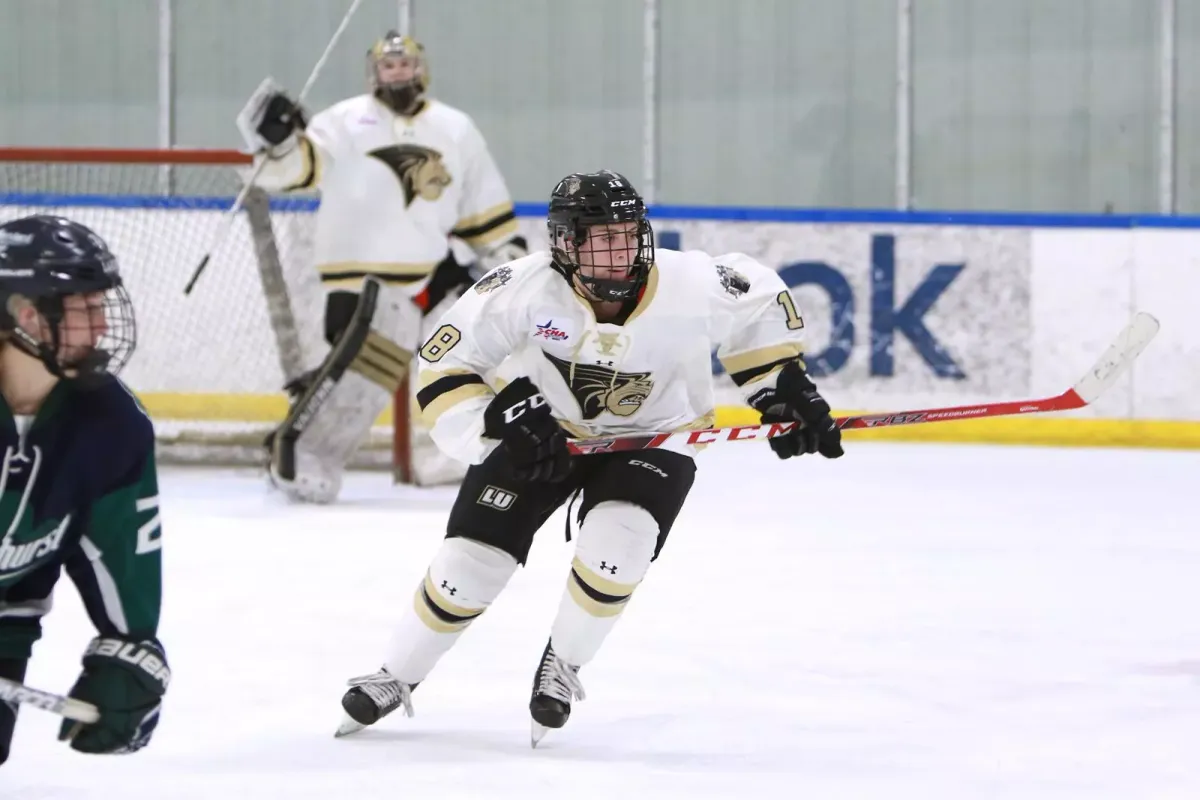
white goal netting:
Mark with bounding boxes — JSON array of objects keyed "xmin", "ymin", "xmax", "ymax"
[{"xmin": 0, "ymin": 147, "xmax": 397, "ymax": 470}]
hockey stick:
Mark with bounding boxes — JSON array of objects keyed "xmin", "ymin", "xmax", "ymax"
[
  {"xmin": 182, "ymin": 0, "xmax": 366, "ymax": 296},
  {"xmin": 566, "ymin": 311, "xmax": 1161, "ymax": 455},
  {"xmin": 0, "ymin": 676, "xmax": 99, "ymax": 724}
]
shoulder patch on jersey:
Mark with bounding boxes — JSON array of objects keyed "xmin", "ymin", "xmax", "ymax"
[
  {"xmin": 716, "ymin": 264, "xmax": 750, "ymax": 298},
  {"xmin": 473, "ymin": 265, "xmax": 513, "ymax": 295},
  {"xmin": 533, "ymin": 319, "xmax": 570, "ymax": 342}
]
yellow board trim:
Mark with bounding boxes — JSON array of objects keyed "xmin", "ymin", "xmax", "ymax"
[{"xmin": 135, "ymin": 392, "xmax": 1200, "ymax": 450}]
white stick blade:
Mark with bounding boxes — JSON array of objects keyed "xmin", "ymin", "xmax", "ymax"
[{"xmin": 1072, "ymin": 311, "xmax": 1160, "ymax": 404}]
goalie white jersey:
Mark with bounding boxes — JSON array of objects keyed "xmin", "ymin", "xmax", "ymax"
[
  {"xmin": 416, "ymin": 248, "xmax": 808, "ymax": 464},
  {"xmin": 254, "ymin": 94, "xmax": 520, "ymax": 289}
]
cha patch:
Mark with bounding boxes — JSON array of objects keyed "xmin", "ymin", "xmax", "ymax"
[
  {"xmin": 473, "ymin": 265, "xmax": 513, "ymax": 295},
  {"xmin": 716, "ymin": 264, "xmax": 750, "ymax": 297},
  {"xmin": 533, "ymin": 319, "xmax": 570, "ymax": 342}
]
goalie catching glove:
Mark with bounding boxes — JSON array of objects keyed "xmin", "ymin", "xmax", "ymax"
[
  {"xmin": 483, "ymin": 377, "xmax": 572, "ymax": 483},
  {"xmin": 748, "ymin": 359, "xmax": 844, "ymax": 460},
  {"xmin": 236, "ymin": 77, "xmax": 308, "ymax": 155},
  {"xmin": 58, "ymin": 636, "xmax": 170, "ymax": 755}
]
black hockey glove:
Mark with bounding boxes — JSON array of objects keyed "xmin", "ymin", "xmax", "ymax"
[
  {"xmin": 256, "ymin": 92, "xmax": 308, "ymax": 148},
  {"xmin": 483, "ymin": 377, "xmax": 572, "ymax": 483},
  {"xmin": 58, "ymin": 637, "xmax": 169, "ymax": 755},
  {"xmin": 749, "ymin": 360, "xmax": 844, "ymax": 460}
]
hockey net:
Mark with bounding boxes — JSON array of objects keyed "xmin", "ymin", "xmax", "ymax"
[{"xmin": 0, "ymin": 146, "xmax": 433, "ymax": 482}]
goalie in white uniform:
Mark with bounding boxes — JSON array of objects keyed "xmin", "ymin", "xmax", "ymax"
[
  {"xmin": 333, "ymin": 170, "xmax": 845, "ymax": 746},
  {"xmin": 237, "ymin": 30, "xmax": 527, "ymax": 502}
]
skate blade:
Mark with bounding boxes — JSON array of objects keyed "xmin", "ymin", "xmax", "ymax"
[
  {"xmin": 531, "ymin": 721, "xmax": 551, "ymax": 748},
  {"xmin": 334, "ymin": 712, "xmax": 367, "ymax": 738}
]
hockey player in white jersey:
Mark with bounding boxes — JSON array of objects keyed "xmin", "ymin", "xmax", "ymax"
[
  {"xmin": 334, "ymin": 170, "xmax": 843, "ymax": 745},
  {"xmin": 236, "ymin": 30, "xmax": 527, "ymax": 501}
]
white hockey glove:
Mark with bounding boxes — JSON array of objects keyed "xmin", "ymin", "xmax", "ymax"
[
  {"xmin": 236, "ymin": 77, "xmax": 307, "ymax": 157},
  {"xmin": 478, "ymin": 237, "xmax": 528, "ymax": 273}
]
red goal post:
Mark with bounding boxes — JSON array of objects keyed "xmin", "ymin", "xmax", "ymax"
[{"xmin": 0, "ymin": 145, "xmax": 419, "ymax": 480}]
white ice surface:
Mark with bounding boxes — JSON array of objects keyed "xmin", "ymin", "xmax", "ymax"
[{"xmin": 4, "ymin": 442, "xmax": 1200, "ymax": 799}]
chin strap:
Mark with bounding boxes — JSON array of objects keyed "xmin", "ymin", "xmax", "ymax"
[{"xmin": 8, "ymin": 324, "xmax": 109, "ymax": 387}]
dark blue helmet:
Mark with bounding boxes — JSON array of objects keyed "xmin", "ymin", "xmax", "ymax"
[
  {"xmin": 546, "ymin": 170, "xmax": 654, "ymax": 303},
  {"xmin": 0, "ymin": 215, "xmax": 137, "ymax": 384}
]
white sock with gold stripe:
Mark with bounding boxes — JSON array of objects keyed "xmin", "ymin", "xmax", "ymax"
[
  {"xmin": 383, "ymin": 537, "xmax": 517, "ymax": 684},
  {"xmin": 550, "ymin": 501, "xmax": 658, "ymax": 666}
]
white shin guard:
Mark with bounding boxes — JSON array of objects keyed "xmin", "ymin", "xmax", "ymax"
[
  {"xmin": 551, "ymin": 501, "xmax": 659, "ymax": 667},
  {"xmin": 383, "ymin": 537, "xmax": 518, "ymax": 684}
]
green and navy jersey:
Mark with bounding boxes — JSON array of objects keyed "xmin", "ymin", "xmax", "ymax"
[{"xmin": 0, "ymin": 376, "xmax": 162, "ymax": 658}]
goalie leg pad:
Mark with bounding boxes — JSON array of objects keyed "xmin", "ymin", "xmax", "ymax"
[
  {"xmin": 382, "ymin": 537, "xmax": 518, "ymax": 685},
  {"xmin": 269, "ymin": 277, "xmax": 420, "ymax": 503},
  {"xmin": 550, "ymin": 501, "xmax": 659, "ymax": 667}
]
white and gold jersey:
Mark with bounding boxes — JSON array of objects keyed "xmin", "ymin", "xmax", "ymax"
[
  {"xmin": 255, "ymin": 94, "xmax": 520, "ymax": 290},
  {"xmin": 416, "ymin": 248, "xmax": 809, "ymax": 464}
]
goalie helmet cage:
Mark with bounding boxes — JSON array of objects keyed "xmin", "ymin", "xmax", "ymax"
[{"xmin": 0, "ymin": 145, "xmax": 421, "ymax": 482}]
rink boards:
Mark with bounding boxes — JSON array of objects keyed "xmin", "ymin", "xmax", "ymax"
[
  {"xmin": 2, "ymin": 196, "xmax": 1196, "ymax": 449},
  {"xmin": 629, "ymin": 208, "xmax": 1200, "ymax": 449}
]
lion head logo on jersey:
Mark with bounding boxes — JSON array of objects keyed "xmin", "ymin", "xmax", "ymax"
[
  {"xmin": 543, "ymin": 352, "xmax": 654, "ymax": 419},
  {"xmin": 366, "ymin": 144, "xmax": 452, "ymax": 205}
]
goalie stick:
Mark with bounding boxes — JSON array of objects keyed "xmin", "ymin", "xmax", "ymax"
[
  {"xmin": 182, "ymin": 0, "xmax": 366, "ymax": 295},
  {"xmin": 0, "ymin": 676, "xmax": 99, "ymax": 724},
  {"xmin": 566, "ymin": 311, "xmax": 1161, "ymax": 455}
]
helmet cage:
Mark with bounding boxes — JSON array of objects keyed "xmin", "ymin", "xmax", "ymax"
[
  {"xmin": 5, "ymin": 283, "xmax": 137, "ymax": 387},
  {"xmin": 368, "ymin": 31, "xmax": 429, "ymax": 114},
  {"xmin": 549, "ymin": 219, "xmax": 654, "ymax": 303}
]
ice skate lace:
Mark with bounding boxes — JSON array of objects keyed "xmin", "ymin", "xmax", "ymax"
[
  {"xmin": 347, "ymin": 670, "xmax": 414, "ymax": 718},
  {"xmin": 536, "ymin": 648, "xmax": 587, "ymax": 704}
]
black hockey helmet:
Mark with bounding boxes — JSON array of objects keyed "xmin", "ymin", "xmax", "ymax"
[
  {"xmin": 0, "ymin": 214, "xmax": 136, "ymax": 385},
  {"xmin": 546, "ymin": 170, "xmax": 654, "ymax": 303},
  {"xmin": 368, "ymin": 30, "xmax": 429, "ymax": 115}
]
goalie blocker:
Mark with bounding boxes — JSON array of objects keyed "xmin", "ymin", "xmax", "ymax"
[{"xmin": 268, "ymin": 276, "xmax": 414, "ymax": 503}]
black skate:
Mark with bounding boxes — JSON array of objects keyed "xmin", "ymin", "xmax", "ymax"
[
  {"xmin": 334, "ymin": 668, "xmax": 415, "ymax": 737},
  {"xmin": 529, "ymin": 639, "xmax": 586, "ymax": 748}
]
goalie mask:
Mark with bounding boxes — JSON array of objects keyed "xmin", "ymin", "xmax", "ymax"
[
  {"xmin": 547, "ymin": 170, "xmax": 655, "ymax": 303},
  {"xmin": 0, "ymin": 215, "xmax": 137, "ymax": 387},
  {"xmin": 368, "ymin": 31, "xmax": 429, "ymax": 115}
]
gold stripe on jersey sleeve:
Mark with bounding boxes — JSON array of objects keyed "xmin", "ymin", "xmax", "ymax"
[
  {"xmin": 417, "ymin": 370, "xmax": 490, "ymax": 413},
  {"xmin": 421, "ymin": 382, "xmax": 494, "ymax": 426},
  {"xmin": 453, "ymin": 202, "xmax": 519, "ymax": 249},
  {"xmin": 417, "ymin": 367, "xmax": 477, "ymax": 390},
  {"xmin": 317, "ymin": 260, "xmax": 441, "ymax": 289},
  {"xmin": 280, "ymin": 136, "xmax": 320, "ymax": 191},
  {"xmin": 719, "ymin": 343, "xmax": 804, "ymax": 380},
  {"xmin": 455, "ymin": 201, "xmax": 514, "ymax": 232}
]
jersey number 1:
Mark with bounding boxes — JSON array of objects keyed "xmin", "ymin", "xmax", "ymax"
[{"xmin": 776, "ymin": 290, "xmax": 804, "ymax": 330}]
